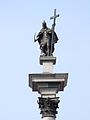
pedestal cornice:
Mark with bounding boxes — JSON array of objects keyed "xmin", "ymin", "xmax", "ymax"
[{"xmin": 29, "ymin": 73, "xmax": 68, "ymax": 93}]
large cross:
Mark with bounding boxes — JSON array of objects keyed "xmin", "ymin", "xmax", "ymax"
[
  {"xmin": 50, "ymin": 9, "xmax": 59, "ymax": 30},
  {"xmin": 50, "ymin": 9, "xmax": 59, "ymax": 55}
]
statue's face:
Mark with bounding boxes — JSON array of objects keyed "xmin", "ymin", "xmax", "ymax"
[{"xmin": 42, "ymin": 22, "xmax": 46, "ymax": 29}]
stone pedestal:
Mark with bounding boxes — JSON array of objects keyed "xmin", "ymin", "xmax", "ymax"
[
  {"xmin": 42, "ymin": 117, "xmax": 55, "ymax": 120},
  {"xmin": 29, "ymin": 56, "xmax": 68, "ymax": 120},
  {"xmin": 40, "ymin": 56, "xmax": 56, "ymax": 73}
]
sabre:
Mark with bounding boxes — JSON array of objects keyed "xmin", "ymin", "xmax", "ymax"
[{"xmin": 34, "ymin": 33, "xmax": 37, "ymax": 42}]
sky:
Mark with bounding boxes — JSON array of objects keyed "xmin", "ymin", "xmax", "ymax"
[{"xmin": 0, "ymin": 0, "xmax": 90, "ymax": 120}]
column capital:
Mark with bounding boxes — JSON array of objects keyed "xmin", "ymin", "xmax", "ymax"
[{"xmin": 38, "ymin": 97, "xmax": 60, "ymax": 118}]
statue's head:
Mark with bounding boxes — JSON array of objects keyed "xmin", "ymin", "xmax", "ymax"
[{"xmin": 42, "ymin": 20, "xmax": 47, "ymax": 29}]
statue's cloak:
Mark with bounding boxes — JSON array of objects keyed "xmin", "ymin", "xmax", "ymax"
[{"xmin": 37, "ymin": 27, "xmax": 58, "ymax": 45}]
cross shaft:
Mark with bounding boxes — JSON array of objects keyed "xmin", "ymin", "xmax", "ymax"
[{"xmin": 50, "ymin": 9, "xmax": 59, "ymax": 56}]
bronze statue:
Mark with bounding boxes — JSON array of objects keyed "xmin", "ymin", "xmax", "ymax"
[{"xmin": 34, "ymin": 9, "xmax": 59, "ymax": 56}]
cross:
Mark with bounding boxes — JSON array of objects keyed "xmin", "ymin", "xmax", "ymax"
[
  {"xmin": 50, "ymin": 9, "xmax": 59, "ymax": 30},
  {"xmin": 50, "ymin": 9, "xmax": 59, "ymax": 55}
]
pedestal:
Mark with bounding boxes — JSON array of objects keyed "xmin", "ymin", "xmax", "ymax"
[
  {"xmin": 29, "ymin": 56, "xmax": 68, "ymax": 120},
  {"xmin": 40, "ymin": 56, "xmax": 56, "ymax": 73},
  {"xmin": 42, "ymin": 117, "xmax": 55, "ymax": 120}
]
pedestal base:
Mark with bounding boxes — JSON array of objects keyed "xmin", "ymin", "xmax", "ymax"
[
  {"xmin": 40, "ymin": 56, "xmax": 56, "ymax": 65},
  {"xmin": 40, "ymin": 56, "xmax": 56, "ymax": 73}
]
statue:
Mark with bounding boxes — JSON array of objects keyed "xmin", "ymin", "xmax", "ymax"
[{"xmin": 34, "ymin": 9, "xmax": 59, "ymax": 56}]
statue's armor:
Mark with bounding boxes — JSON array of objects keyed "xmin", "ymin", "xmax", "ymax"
[
  {"xmin": 36, "ymin": 26, "xmax": 58, "ymax": 56},
  {"xmin": 41, "ymin": 29, "xmax": 50, "ymax": 47}
]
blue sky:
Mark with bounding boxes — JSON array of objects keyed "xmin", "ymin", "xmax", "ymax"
[{"xmin": 0, "ymin": 0, "xmax": 90, "ymax": 120}]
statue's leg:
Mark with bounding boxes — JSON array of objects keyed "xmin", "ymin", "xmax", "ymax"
[
  {"xmin": 40, "ymin": 45, "xmax": 43, "ymax": 55},
  {"xmin": 42, "ymin": 43, "xmax": 47, "ymax": 56},
  {"xmin": 47, "ymin": 41, "xmax": 49, "ymax": 56}
]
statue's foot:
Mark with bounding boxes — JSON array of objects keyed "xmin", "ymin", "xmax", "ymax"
[
  {"xmin": 40, "ymin": 53, "xmax": 46, "ymax": 57},
  {"xmin": 50, "ymin": 53, "xmax": 53, "ymax": 56}
]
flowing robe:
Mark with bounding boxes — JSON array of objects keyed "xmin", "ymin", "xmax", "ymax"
[{"xmin": 36, "ymin": 27, "xmax": 58, "ymax": 56}]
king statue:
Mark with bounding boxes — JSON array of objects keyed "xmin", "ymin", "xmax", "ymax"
[{"xmin": 34, "ymin": 9, "xmax": 59, "ymax": 56}]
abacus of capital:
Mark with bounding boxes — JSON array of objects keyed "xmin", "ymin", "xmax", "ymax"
[{"xmin": 28, "ymin": 9, "xmax": 68, "ymax": 120}]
